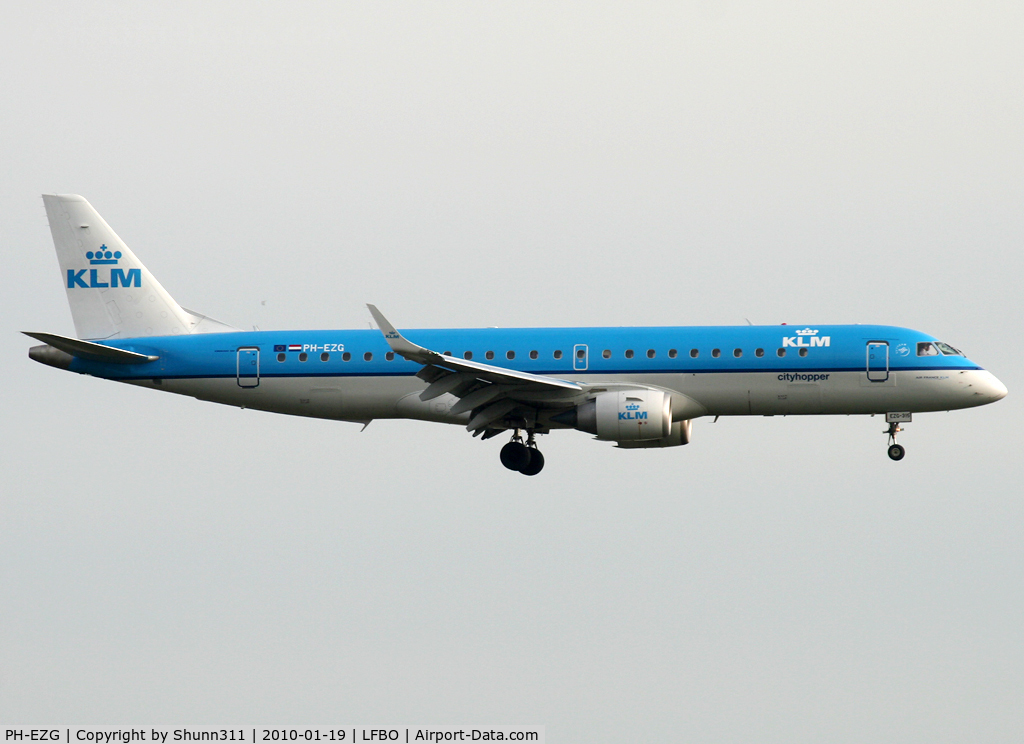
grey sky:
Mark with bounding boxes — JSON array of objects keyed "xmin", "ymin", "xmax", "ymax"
[{"xmin": 2, "ymin": 2, "xmax": 1022, "ymax": 741}]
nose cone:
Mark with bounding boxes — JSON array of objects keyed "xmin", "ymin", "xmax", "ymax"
[{"xmin": 975, "ymin": 370, "xmax": 1008, "ymax": 403}]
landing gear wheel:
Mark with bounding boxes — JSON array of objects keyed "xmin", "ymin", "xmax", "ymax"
[
  {"xmin": 519, "ymin": 448, "xmax": 545, "ymax": 476},
  {"xmin": 884, "ymin": 421, "xmax": 906, "ymax": 462},
  {"xmin": 500, "ymin": 441, "xmax": 531, "ymax": 471}
]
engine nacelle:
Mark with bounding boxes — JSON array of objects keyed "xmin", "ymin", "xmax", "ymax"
[
  {"xmin": 615, "ymin": 419, "xmax": 692, "ymax": 448},
  {"xmin": 576, "ymin": 389, "xmax": 673, "ymax": 441}
]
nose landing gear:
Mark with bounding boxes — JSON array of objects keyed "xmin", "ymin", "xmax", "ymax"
[
  {"xmin": 499, "ymin": 430, "xmax": 545, "ymax": 475},
  {"xmin": 885, "ymin": 422, "xmax": 906, "ymax": 461}
]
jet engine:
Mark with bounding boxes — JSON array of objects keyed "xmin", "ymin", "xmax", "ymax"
[
  {"xmin": 576, "ymin": 389, "xmax": 673, "ymax": 441},
  {"xmin": 615, "ymin": 419, "xmax": 692, "ymax": 448}
]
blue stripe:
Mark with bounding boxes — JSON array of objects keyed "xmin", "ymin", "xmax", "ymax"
[{"xmin": 68, "ymin": 324, "xmax": 986, "ymax": 380}]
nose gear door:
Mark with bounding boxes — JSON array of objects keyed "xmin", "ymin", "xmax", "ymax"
[{"xmin": 866, "ymin": 341, "xmax": 889, "ymax": 382}]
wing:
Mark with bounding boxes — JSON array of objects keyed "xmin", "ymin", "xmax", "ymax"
[{"xmin": 367, "ymin": 305, "xmax": 586, "ymax": 435}]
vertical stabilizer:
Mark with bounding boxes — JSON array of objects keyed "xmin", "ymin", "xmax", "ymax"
[{"xmin": 44, "ymin": 194, "xmax": 196, "ymax": 340}]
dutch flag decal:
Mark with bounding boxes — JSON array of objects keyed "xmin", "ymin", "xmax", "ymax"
[{"xmin": 288, "ymin": 344, "xmax": 302, "ymax": 352}]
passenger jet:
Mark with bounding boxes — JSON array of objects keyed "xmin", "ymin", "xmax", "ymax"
[{"xmin": 26, "ymin": 195, "xmax": 1007, "ymax": 475}]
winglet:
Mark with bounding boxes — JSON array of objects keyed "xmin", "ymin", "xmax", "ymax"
[{"xmin": 366, "ymin": 304, "xmax": 429, "ymax": 360}]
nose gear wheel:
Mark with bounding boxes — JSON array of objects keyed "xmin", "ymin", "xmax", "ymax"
[{"xmin": 885, "ymin": 422, "xmax": 906, "ymax": 461}]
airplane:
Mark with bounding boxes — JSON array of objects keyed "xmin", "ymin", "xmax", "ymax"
[{"xmin": 26, "ymin": 194, "xmax": 1007, "ymax": 475}]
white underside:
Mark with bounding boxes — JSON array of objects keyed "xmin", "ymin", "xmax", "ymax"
[{"xmin": 125, "ymin": 369, "xmax": 1004, "ymax": 426}]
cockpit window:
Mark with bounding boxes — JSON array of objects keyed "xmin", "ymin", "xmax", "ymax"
[
  {"xmin": 935, "ymin": 341, "xmax": 962, "ymax": 356},
  {"xmin": 917, "ymin": 342, "xmax": 939, "ymax": 356}
]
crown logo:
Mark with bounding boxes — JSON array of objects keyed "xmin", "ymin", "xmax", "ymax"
[
  {"xmin": 625, "ymin": 404, "xmax": 640, "ymax": 410},
  {"xmin": 87, "ymin": 244, "xmax": 122, "ymax": 265},
  {"xmin": 795, "ymin": 327, "xmax": 818, "ymax": 336}
]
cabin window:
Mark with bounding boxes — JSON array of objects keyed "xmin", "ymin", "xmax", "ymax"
[
  {"xmin": 529, "ymin": 350, "xmax": 538, "ymax": 360},
  {"xmin": 386, "ymin": 351, "xmax": 395, "ymax": 361},
  {"xmin": 935, "ymin": 341, "xmax": 962, "ymax": 356},
  {"xmin": 668, "ymin": 349, "xmax": 678, "ymax": 359},
  {"xmin": 712, "ymin": 348, "xmax": 721, "ymax": 358},
  {"xmin": 299, "ymin": 352, "xmax": 308, "ymax": 362},
  {"xmin": 777, "ymin": 348, "xmax": 786, "ymax": 357},
  {"xmin": 755, "ymin": 348, "xmax": 764, "ymax": 357},
  {"xmin": 486, "ymin": 351, "xmax": 494, "ymax": 360},
  {"xmin": 342, "ymin": 352, "xmax": 351, "ymax": 361},
  {"xmin": 553, "ymin": 350, "xmax": 563, "ymax": 360},
  {"xmin": 625, "ymin": 349, "xmax": 635, "ymax": 359},
  {"xmin": 277, "ymin": 353, "xmax": 286, "ymax": 362},
  {"xmin": 507, "ymin": 350, "xmax": 515, "ymax": 360},
  {"xmin": 733, "ymin": 349, "xmax": 742, "ymax": 358},
  {"xmin": 464, "ymin": 351, "xmax": 473, "ymax": 360},
  {"xmin": 364, "ymin": 352, "xmax": 373, "ymax": 361},
  {"xmin": 320, "ymin": 352, "xmax": 329, "ymax": 362},
  {"xmin": 443, "ymin": 351, "xmax": 452, "ymax": 356},
  {"xmin": 690, "ymin": 349, "xmax": 699, "ymax": 358},
  {"xmin": 917, "ymin": 342, "xmax": 939, "ymax": 356},
  {"xmin": 647, "ymin": 349, "xmax": 656, "ymax": 359},
  {"xmin": 603, "ymin": 349, "xmax": 611, "ymax": 359},
  {"xmin": 798, "ymin": 348, "xmax": 808, "ymax": 357}
]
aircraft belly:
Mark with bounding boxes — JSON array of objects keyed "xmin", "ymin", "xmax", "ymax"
[
  {"xmin": 396, "ymin": 392, "xmax": 471, "ymax": 424},
  {"xmin": 562, "ymin": 371, "xmax": 969, "ymax": 416},
  {"xmin": 121, "ymin": 367, "xmax": 980, "ymax": 426},
  {"xmin": 696, "ymin": 371, "xmax": 972, "ymax": 415},
  {"xmin": 143, "ymin": 375, "xmax": 427, "ymax": 421}
]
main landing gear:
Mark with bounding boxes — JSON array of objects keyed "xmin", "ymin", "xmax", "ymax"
[
  {"xmin": 500, "ymin": 430, "xmax": 545, "ymax": 476},
  {"xmin": 885, "ymin": 422, "xmax": 906, "ymax": 461}
]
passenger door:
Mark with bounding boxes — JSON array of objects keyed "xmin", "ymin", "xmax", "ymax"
[
  {"xmin": 237, "ymin": 347, "xmax": 260, "ymax": 388},
  {"xmin": 866, "ymin": 341, "xmax": 889, "ymax": 382}
]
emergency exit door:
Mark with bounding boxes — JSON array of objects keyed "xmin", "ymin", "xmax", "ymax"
[{"xmin": 573, "ymin": 344, "xmax": 589, "ymax": 371}]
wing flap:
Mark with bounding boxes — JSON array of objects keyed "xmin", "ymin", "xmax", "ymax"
[
  {"xmin": 450, "ymin": 384, "xmax": 511, "ymax": 415},
  {"xmin": 420, "ymin": 371, "xmax": 478, "ymax": 401},
  {"xmin": 466, "ymin": 399, "xmax": 520, "ymax": 432}
]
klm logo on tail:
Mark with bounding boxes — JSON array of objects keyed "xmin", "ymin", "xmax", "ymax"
[{"xmin": 67, "ymin": 244, "xmax": 141, "ymax": 289}]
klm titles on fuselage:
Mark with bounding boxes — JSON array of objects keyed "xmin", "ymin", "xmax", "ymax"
[
  {"xmin": 67, "ymin": 244, "xmax": 141, "ymax": 289},
  {"xmin": 782, "ymin": 328, "xmax": 830, "ymax": 347}
]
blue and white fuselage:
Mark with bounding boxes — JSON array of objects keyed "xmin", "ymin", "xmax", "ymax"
[
  {"xmin": 26, "ymin": 195, "xmax": 1007, "ymax": 473},
  {"xmin": 35, "ymin": 324, "xmax": 1006, "ymax": 421}
]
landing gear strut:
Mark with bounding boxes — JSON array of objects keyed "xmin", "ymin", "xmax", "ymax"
[
  {"xmin": 500, "ymin": 430, "xmax": 545, "ymax": 475},
  {"xmin": 885, "ymin": 422, "xmax": 906, "ymax": 461}
]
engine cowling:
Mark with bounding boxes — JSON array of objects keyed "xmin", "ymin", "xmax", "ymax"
[
  {"xmin": 615, "ymin": 419, "xmax": 692, "ymax": 448},
  {"xmin": 576, "ymin": 389, "xmax": 673, "ymax": 441}
]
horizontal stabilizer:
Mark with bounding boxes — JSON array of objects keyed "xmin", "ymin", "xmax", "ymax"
[{"xmin": 23, "ymin": 331, "xmax": 158, "ymax": 364}]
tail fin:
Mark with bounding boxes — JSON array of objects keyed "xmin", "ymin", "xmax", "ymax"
[{"xmin": 43, "ymin": 194, "xmax": 235, "ymax": 339}]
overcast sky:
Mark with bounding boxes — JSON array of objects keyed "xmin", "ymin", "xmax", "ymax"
[{"xmin": 2, "ymin": 2, "xmax": 1022, "ymax": 741}]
